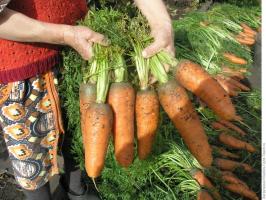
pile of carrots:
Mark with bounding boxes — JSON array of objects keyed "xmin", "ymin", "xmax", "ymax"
[{"xmin": 73, "ymin": 6, "xmax": 260, "ymax": 200}]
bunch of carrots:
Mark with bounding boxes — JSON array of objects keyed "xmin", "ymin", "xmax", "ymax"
[{"xmin": 64, "ymin": 5, "xmax": 261, "ymax": 200}]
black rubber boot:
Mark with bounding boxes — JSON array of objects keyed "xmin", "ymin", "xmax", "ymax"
[{"xmin": 59, "ymin": 176, "xmax": 101, "ymax": 200}]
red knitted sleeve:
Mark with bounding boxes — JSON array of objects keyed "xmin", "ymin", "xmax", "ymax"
[{"xmin": 0, "ymin": 0, "xmax": 10, "ymax": 13}]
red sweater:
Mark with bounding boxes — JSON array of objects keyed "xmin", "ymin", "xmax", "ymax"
[{"xmin": 0, "ymin": 0, "xmax": 88, "ymax": 83}]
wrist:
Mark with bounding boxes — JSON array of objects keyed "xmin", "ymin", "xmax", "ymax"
[{"xmin": 38, "ymin": 22, "xmax": 70, "ymax": 45}]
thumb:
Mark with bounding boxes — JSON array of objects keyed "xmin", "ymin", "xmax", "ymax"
[
  {"xmin": 142, "ymin": 41, "xmax": 162, "ymax": 58},
  {"xmin": 90, "ymin": 31, "xmax": 109, "ymax": 46}
]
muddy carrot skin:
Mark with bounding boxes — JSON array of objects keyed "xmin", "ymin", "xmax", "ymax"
[
  {"xmin": 136, "ymin": 89, "xmax": 159, "ymax": 160},
  {"xmin": 158, "ymin": 80, "xmax": 213, "ymax": 167},
  {"xmin": 219, "ymin": 132, "xmax": 256, "ymax": 153},
  {"xmin": 79, "ymin": 83, "xmax": 96, "ymax": 136},
  {"xmin": 174, "ymin": 60, "xmax": 240, "ymax": 121},
  {"xmin": 108, "ymin": 82, "xmax": 135, "ymax": 167},
  {"xmin": 191, "ymin": 169, "xmax": 221, "ymax": 200},
  {"xmin": 214, "ymin": 158, "xmax": 254, "ymax": 173},
  {"xmin": 83, "ymin": 103, "xmax": 113, "ymax": 178}
]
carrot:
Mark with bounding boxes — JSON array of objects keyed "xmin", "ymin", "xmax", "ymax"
[
  {"xmin": 222, "ymin": 66, "xmax": 247, "ymax": 80},
  {"xmin": 158, "ymin": 80, "xmax": 213, "ymax": 167},
  {"xmin": 79, "ymin": 83, "xmax": 96, "ymax": 136},
  {"xmin": 84, "ymin": 103, "xmax": 113, "ymax": 178},
  {"xmin": 219, "ymin": 132, "xmax": 256, "ymax": 152},
  {"xmin": 224, "ymin": 183, "xmax": 259, "ymax": 200},
  {"xmin": 223, "ymin": 53, "xmax": 248, "ymax": 65},
  {"xmin": 237, "ymin": 31, "xmax": 255, "ymax": 39},
  {"xmin": 236, "ymin": 37, "xmax": 255, "ymax": 46},
  {"xmin": 212, "ymin": 145, "xmax": 240, "ymax": 159},
  {"xmin": 190, "ymin": 169, "xmax": 221, "ymax": 200},
  {"xmin": 221, "ymin": 171, "xmax": 248, "ymax": 188},
  {"xmin": 241, "ymin": 23, "xmax": 257, "ymax": 36},
  {"xmin": 214, "ymin": 158, "xmax": 254, "ymax": 173},
  {"xmin": 197, "ymin": 190, "xmax": 213, "ymax": 200},
  {"xmin": 219, "ymin": 120, "xmax": 247, "ymax": 136},
  {"xmin": 227, "ymin": 78, "xmax": 250, "ymax": 91},
  {"xmin": 211, "ymin": 122, "xmax": 228, "ymax": 131},
  {"xmin": 174, "ymin": 60, "xmax": 240, "ymax": 121},
  {"xmin": 136, "ymin": 89, "xmax": 159, "ymax": 160},
  {"xmin": 229, "ymin": 78, "xmax": 250, "ymax": 91},
  {"xmin": 108, "ymin": 82, "xmax": 135, "ymax": 167},
  {"xmin": 215, "ymin": 76, "xmax": 239, "ymax": 97}
]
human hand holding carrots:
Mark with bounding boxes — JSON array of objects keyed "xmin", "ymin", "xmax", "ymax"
[{"xmin": 63, "ymin": 25, "xmax": 109, "ymax": 60}]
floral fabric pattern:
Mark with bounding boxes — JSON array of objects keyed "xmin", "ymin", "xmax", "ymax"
[{"xmin": 0, "ymin": 69, "xmax": 63, "ymax": 190}]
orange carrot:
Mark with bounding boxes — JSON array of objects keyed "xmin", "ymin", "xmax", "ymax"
[
  {"xmin": 219, "ymin": 120, "xmax": 247, "ymax": 136},
  {"xmin": 219, "ymin": 132, "xmax": 256, "ymax": 152},
  {"xmin": 236, "ymin": 37, "xmax": 255, "ymax": 46},
  {"xmin": 174, "ymin": 60, "xmax": 240, "ymax": 121},
  {"xmin": 158, "ymin": 80, "xmax": 213, "ymax": 167},
  {"xmin": 212, "ymin": 145, "xmax": 240, "ymax": 159},
  {"xmin": 223, "ymin": 53, "xmax": 248, "ymax": 65},
  {"xmin": 197, "ymin": 190, "xmax": 213, "ymax": 200},
  {"xmin": 227, "ymin": 78, "xmax": 250, "ymax": 91},
  {"xmin": 84, "ymin": 103, "xmax": 113, "ymax": 178},
  {"xmin": 237, "ymin": 31, "xmax": 255, "ymax": 39},
  {"xmin": 241, "ymin": 23, "xmax": 257, "ymax": 36},
  {"xmin": 215, "ymin": 76, "xmax": 239, "ymax": 96},
  {"xmin": 224, "ymin": 183, "xmax": 259, "ymax": 200},
  {"xmin": 79, "ymin": 83, "xmax": 96, "ymax": 136},
  {"xmin": 221, "ymin": 171, "xmax": 248, "ymax": 188},
  {"xmin": 136, "ymin": 89, "xmax": 159, "ymax": 160},
  {"xmin": 211, "ymin": 122, "xmax": 229, "ymax": 131},
  {"xmin": 214, "ymin": 158, "xmax": 254, "ymax": 173},
  {"xmin": 222, "ymin": 66, "xmax": 247, "ymax": 80},
  {"xmin": 190, "ymin": 169, "xmax": 221, "ymax": 200},
  {"xmin": 108, "ymin": 82, "xmax": 135, "ymax": 167}
]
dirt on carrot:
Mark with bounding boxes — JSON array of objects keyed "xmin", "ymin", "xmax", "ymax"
[
  {"xmin": 174, "ymin": 60, "xmax": 240, "ymax": 121},
  {"xmin": 79, "ymin": 83, "xmax": 96, "ymax": 137},
  {"xmin": 108, "ymin": 82, "xmax": 135, "ymax": 167},
  {"xmin": 136, "ymin": 89, "xmax": 160, "ymax": 160},
  {"xmin": 83, "ymin": 103, "xmax": 113, "ymax": 178},
  {"xmin": 158, "ymin": 80, "xmax": 213, "ymax": 168}
]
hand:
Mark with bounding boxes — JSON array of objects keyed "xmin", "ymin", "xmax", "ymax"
[
  {"xmin": 63, "ymin": 25, "xmax": 108, "ymax": 60},
  {"xmin": 142, "ymin": 22, "xmax": 175, "ymax": 61}
]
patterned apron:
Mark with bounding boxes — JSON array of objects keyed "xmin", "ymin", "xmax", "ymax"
[{"xmin": 0, "ymin": 68, "xmax": 64, "ymax": 190}]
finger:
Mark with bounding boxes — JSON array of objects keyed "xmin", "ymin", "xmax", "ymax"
[
  {"xmin": 142, "ymin": 41, "xmax": 163, "ymax": 58},
  {"xmin": 165, "ymin": 45, "xmax": 176, "ymax": 57},
  {"xmin": 89, "ymin": 31, "xmax": 109, "ymax": 46},
  {"xmin": 79, "ymin": 41, "xmax": 93, "ymax": 60}
]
